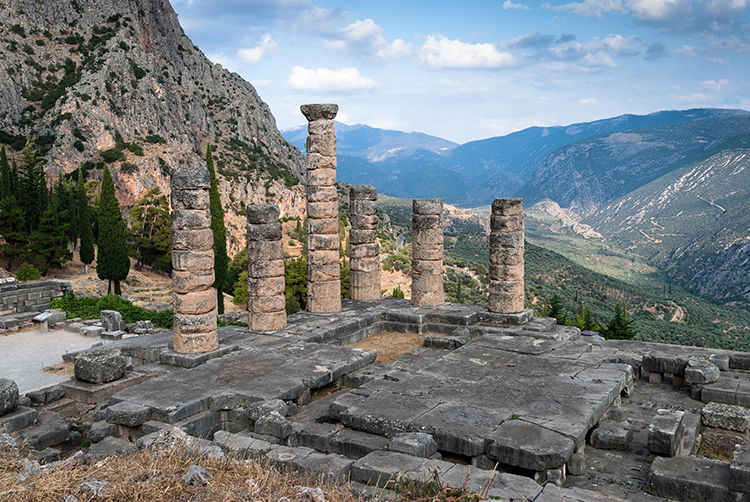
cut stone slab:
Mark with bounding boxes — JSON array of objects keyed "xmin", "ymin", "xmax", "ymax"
[
  {"xmin": 26, "ymin": 385, "xmax": 65, "ymax": 406},
  {"xmin": 486, "ymin": 420, "xmax": 575, "ymax": 471},
  {"xmin": 589, "ymin": 420, "xmax": 632, "ymax": 450},
  {"xmin": 710, "ymin": 354, "xmax": 730, "ymax": 371},
  {"xmin": 685, "ymin": 359, "xmax": 721, "ymax": 385},
  {"xmin": 80, "ymin": 326, "xmax": 105, "ymax": 338},
  {"xmin": 159, "ymin": 345, "xmax": 235, "ymax": 368},
  {"xmin": 213, "ymin": 430, "xmax": 273, "ymax": 458},
  {"xmin": 88, "ymin": 420, "xmax": 119, "ymax": 443},
  {"xmin": 0, "ymin": 406, "xmax": 38, "ymax": 433},
  {"xmin": 702, "ymin": 402, "xmax": 750, "ymax": 433},
  {"xmin": 536, "ymin": 484, "xmax": 628, "ymax": 501},
  {"xmin": 351, "ymin": 450, "xmax": 442, "ymax": 488},
  {"xmin": 245, "ymin": 399, "xmax": 290, "ymax": 424},
  {"xmin": 328, "ymin": 428, "xmax": 389, "ymax": 459},
  {"xmin": 74, "ymin": 348, "xmax": 127, "ymax": 384},
  {"xmin": 648, "ymin": 456, "xmax": 736, "ymax": 502},
  {"xmin": 439, "ymin": 464, "xmax": 543, "ymax": 500},
  {"xmin": 265, "ymin": 445, "xmax": 316, "ymax": 472},
  {"xmin": 105, "ymin": 401, "xmax": 151, "ymax": 427},
  {"xmin": 288, "ymin": 421, "xmax": 341, "ymax": 452},
  {"xmin": 87, "ymin": 436, "xmax": 137, "ymax": 459},
  {"xmin": 295, "ymin": 451, "xmax": 353, "ymax": 481},
  {"xmin": 648, "ymin": 409, "xmax": 685, "ymax": 457},
  {"xmin": 21, "ymin": 412, "xmax": 71, "ymax": 450},
  {"xmin": 101, "ymin": 330, "xmax": 126, "ymax": 340},
  {"xmin": 730, "ymin": 444, "xmax": 750, "ymax": 493},
  {"xmin": 0, "ymin": 378, "xmax": 19, "ymax": 416},
  {"xmin": 388, "ymin": 432, "xmax": 438, "ymax": 458},
  {"xmin": 254, "ymin": 411, "xmax": 292, "ymax": 439}
]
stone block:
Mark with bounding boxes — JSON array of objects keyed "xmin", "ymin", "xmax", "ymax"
[
  {"xmin": 307, "ymin": 201, "xmax": 338, "ymax": 219},
  {"xmin": 172, "ymin": 249, "xmax": 214, "ymax": 273},
  {"xmin": 245, "ymin": 399, "xmax": 290, "ymax": 424},
  {"xmin": 247, "ymin": 222, "xmax": 282, "ymax": 241},
  {"xmin": 492, "ymin": 198, "xmax": 523, "ymax": 216},
  {"xmin": 101, "ymin": 330, "xmax": 126, "ymax": 340},
  {"xmin": 249, "ymin": 294, "xmax": 285, "ymax": 313},
  {"xmin": 171, "ymin": 167, "xmax": 210, "ymax": 190},
  {"xmin": 309, "ymin": 217, "xmax": 340, "ymax": 234},
  {"xmin": 350, "ymin": 185, "xmax": 377, "ymax": 201},
  {"xmin": 289, "ymin": 422, "xmax": 341, "ymax": 451},
  {"xmin": 487, "ymin": 420, "xmax": 575, "ymax": 471},
  {"xmin": 490, "ymin": 232, "xmax": 524, "ymax": 248},
  {"xmin": 80, "ymin": 326, "xmax": 105, "ymax": 338},
  {"xmin": 0, "ymin": 378, "xmax": 19, "ymax": 416},
  {"xmin": 350, "ymin": 229, "xmax": 377, "ymax": 245},
  {"xmin": 26, "ymin": 385, "xmax": 65, "ymax": 406},
  {"xmin": 101, "ymin": 310, "xmax": 126, "ymax": 332},
  {"xmin": 247, "ymin": 240, "xmax": 284, "ymax": 261},
  {"xmin": 488, "ymin": 280, "xmax": 525, "ymax": 314},
  {"xmin": 309, "ymin": 234, "xmax": 340, "ymax": 251},
  {"xmin": 307, "ymin": 168, "xmax": 336, "ymax": 186},
  {"xmin": 307, "ymin": 264, "xmax": 341, "ymax": 283},
  {"xmin": 247, "ymin": 204, "xmax": 280, "ymax": 225},
  {"xmin": 87, "ymin": 436, "xmax": 137, "ymax": 459},
  {"xmin": 307, "ymin": 133, "xmax": 337, "ymax": 157},
  {"xmin": 172, "ymin": 228, "xmax": 214, "ymax": 251},
  {"xmin": 388, "ymin": 432, "xmax": 438, "ymax": 458},
  {"xmin": 174, "ymin": 289, "xmax": 218, "ymax": 315},
  {"xmin": 295, "ymin": 451, "xmax": 353, "ymax": 481},
  {"xmin": 489, "ymin": 264, "xmax": 524, "ymax": 282},
  {"xmin": 173, "ymin": 310, "xmax": 217, "ymax": 335},
  {"xmin": 642, "ymin": 353, "xmax": 690, "ymax": 376},
  {"xmin": 105, "ymin": 401, "xmax": 151, "ymax": 427},
  {"xmin": 489, "ymin": 246, "xmax": 524, "ymax": 266},
  {"xmin": 307, "ymin": 281, "xmax": 341, "ymax": 313},
  {"xmin": 685, "ymin": 359, "xmax": 721, "ymax": 385},
  {"xmin": 248, "ymin": 259, "xmax": 284, "ymax": 278},
  {"xmin": 301, "ymin": 103, "xmax": 338, "ymax": 121},
  {"xmin": 590, "ymin": 420, "xmax": 632, "ymax": 450},
  {"xmin": 172, "ymin": 331, "xmax": 219, "ymax": 354},
  {"xmin": 702, "ymin": 402, "xmax": 750, "ymax": 432},
  {"xmin": 74, "ymin": 349, "xmax": 127, "ymax": 384},
  {"xmin": 265, "ymin": 445, "xmax": 316, "ymax": 472},
  {"xmin": 0, "ymin": 406, "xmax": 37, "ymax": 433},
  {"xmin": 307, "ymin": 185, "xmax": 338, "ymax": 203},
  {"xmin": 21, "ymin": 412, "xmax": 71, "ymax": 450},
  {"xmin": 170, "ymin": 189, "xmax": 208, "ymax": 211},
  {"xmin": 213, "ymin": 430, "xmax": 272, "ymax": 458},
  {"xmin": 254, "ymin": 411, "xmax": 293, "ymax": 439},
  {"xmin": 413, "ymin": 199, "xmax": 443, "ymax": 215},
  {"xmin": 648, "ymin": 456, "xmax": 735, "ymax": 502},
  {"xmin": 350, "ymin": 243, "xmax": 379, "ymax": 259},
  {"xmin": 648, "ymin": 409, "xmax": 685, "ymax": 457},
  {"xmin": 171, "ymin": 209, "xmax": 210, "ymax": 231},
  {"xmin": 88, "ymin": 420, "xmax": 119, "ymax": 443},
  {"xmin": 172, "ymin": 270, "xmax": 214, "ymax": 294},
  {"xmin": 730, "ymin": 444, "xmax": 750, "ymax": 492},
  {"xmin": 328, "ymin": 428, "xmax": 389, "ymax": 459},
  {"xmin": 491, "ymin": 214, "xmax": 524, "ymax": 232}
]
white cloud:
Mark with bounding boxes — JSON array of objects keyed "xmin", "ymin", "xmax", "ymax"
[
  {"xmin": 237, "ymin": 34, "xmax": 278, "ymax": 63},
  {"xmin": 579, "ymin": 97, "xmax": 599, "ymax": 104},
  {"xmin": 602, "ymin": 34, "xmax": 647, "ymax": 53},
  {"xmin": 288, "ymin": 66, "xmax": 378, "ymax": 91},
  {"xmin": 547, "ymin": 0, "xmax": 626, "ymax": 17},
  {"xmin": 421, "ymin": 35, "xmax": 516, "ymax": 69},
  {"xmin": 628, "ymin": 0, "xmax": 685, "ymax": 20},
  {"xmin": 503, "ymin": 0, "xmax": 531, "ymax": 9},
  {"xmin": 324, "ymin": 18, "xmax": 412, "ymax": 59},
  {"xmin": 701, "ymin": 78, "xmax": 729, "ymax": 91}
]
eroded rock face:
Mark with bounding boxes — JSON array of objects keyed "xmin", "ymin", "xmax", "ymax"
[
  {"xmin": 74, "ymin": 349, "xmax": 127, "ymax": 384},
  {"xmin": 0, "ymin": 379, "xmax": 19, "ymax": 416},
  {"xmin": 0, "ymin": 0, "xmax": 304, "ymax": 256}
]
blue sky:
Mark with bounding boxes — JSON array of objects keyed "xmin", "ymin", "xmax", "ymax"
[{"xmin": 172, "ymin": 0, "xmax": 750, "ymax": 143}]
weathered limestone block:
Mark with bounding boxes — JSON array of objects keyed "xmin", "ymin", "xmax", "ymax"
[
  {"xmin": 303, "ymin": 103, "xmax": 341, "ymax": 313},
  {"xmin": 730, "ymin": 444, "xmax": 750, "ymax": 492},
  {"xmin": 247, "ymin": 205, "xmax": 286, "ymax": 332},
  {"xmin": 489, "ymin": 199, "xmax": 525, "ymax": 314},
  {"xmin": 74, "ymin": 349, "xmax": 127, "ymax": 384},
  {"xmin": 590, "ymin": 420, "xmax": 632, "ymax": 450},
  {"xmin": 648, "ymin": 409, "xmax": 685, "ymax": 457},
  {"xmin": 170, "ymin": 167, "xmax": 218, "ymax": 354},
  {"xmin": 702, "ymin": 402, "xmax": 750, "ymax": 432},
  {"xmin": 0, "ymin": 379, "xmax": 19, "ymax": 416},
  {"xmin": 685, "ymin": 358, "xmax": 721, "ymax": 385},
  {"xmin": 411, "ymin": 199, "xmax": 444, "ymax": 307}
]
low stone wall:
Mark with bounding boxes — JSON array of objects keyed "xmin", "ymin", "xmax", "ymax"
[{"xmin": 0, "ymin": 279, "xmax": 71, "ymax": 316}]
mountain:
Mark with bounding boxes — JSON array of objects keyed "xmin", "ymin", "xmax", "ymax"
[
  {"xmin": 0, "ymin": 0, "xmax": 304, "ymax": 253},
  {"xmin": 519, "ymin": 111, "xmax": 750, "ymax": 213},
  {"xmin": 587, "ymin": 143, "xmax": 750, "ymax": 305},
  {"xmin": 283, "ymin": 122, "xmax": 457, "ymax": 162}
]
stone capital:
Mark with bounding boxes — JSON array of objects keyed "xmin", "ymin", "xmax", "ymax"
[{"xmin": 301, "ymin": 103, "xmax": 338, "ymax": 121}]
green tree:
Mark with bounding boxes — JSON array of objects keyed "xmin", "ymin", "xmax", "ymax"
[
  {"xmin": 96, "ymin": 167, "xmax": 130, "ymax": 295},
  {"xmin": 601, "ymin": 304, "xmax": 638, "ymax": 340},
  {"xmin": 226, "ymin": 248, "xmax": 247, "ymax": 297},
  {"xmin": 77, "ymin": 169, "xmax": 95, "ymax": 271},
  {"xmin": 0, "ymin": 148, "xmax": 13, "ymax": 199},
  {"xmin": 129, "ymin": 187, "xmax": 171, "ymax": 272},
  {"xmin": 53, "ymin": 177, "xmax": 78, "ymax": 247},
  {"xmin": 340, "ymin": 259, "xmax": 350, "ymax": 299},
  {"xmin": 0, "ymin": 196, "xmax": 28, "ymax": 269},
  {"xmin": 546, "ymin": 293, "xmax": 567, "ymax": 325},
  {"xmin": 206, "ymin": 145, "xmax": 228, "ymax": 314},
  {"xmin": 15, "ymin": 263, "xmax": 41, "ymax": 281},
  {"xmin": 28, "ymin": 195, "xmax": 72, "ymax": 274},
  {"xmin": 17, "ymin": 138, "xmax": 47, "ymax": 232},
  {"xmin": 284, "ymin": 256, "xmax": 307, "ymax": 314}
]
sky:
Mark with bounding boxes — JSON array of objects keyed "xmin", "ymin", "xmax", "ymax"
[{"xmin": 171, "ymin": 0, "xmax": 750, "ymax": 143}]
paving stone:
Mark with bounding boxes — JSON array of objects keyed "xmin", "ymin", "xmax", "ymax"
[
  {"xmin": 213, "ymin": 430, "xmax": 273, "ymax": 458},
  {"xmin": 105, "ymin": 401, "xmax": 151, "ymax": 427},
  {"xmin": 254, "ymin": 411, "xmax": 292, "ymax": 439},
  {"xmin": 88, "ymin": 420, "xmax": 119, "ymax": 443},
  {"xmin": 288, "ymin": 421, "xmax": 341, "ymax": 451},
  {"xmin": 339, "ymin": 391, "xmax": 442, "ymax": 437},
  {"xmin": 21, "ymin": 412, "xmax": 71, "ymax": 450},
  {"xmin": 486, "ymin": 420, "xmax": 575, "ymax": 471},
  {"xmin": 101, "ymin": 330, "xmax": 126, "ymax": 340},
  {"xmin": 411, "ymin": 403, "xmax": 505, "ymax": 457},
  {"xmin": 388, "ymin": 432, "xmax": 438, "ymax": 458},
  {"xmin": 86, "ymin": 437, "xmax": 137, "ymax": 458},
  {"xmin": 265, "ymin": 445, "xmax": 316, "ymax": 472},
  {"xmin": 0, "ymin": 406, "xmax": 37, "ymax": 433},
  {"xmin": 702, "ymin": 376, "xmax": 739, "ymax": 405},
  {"xmin": 648, "ymin": 456, "xmax": 736, "ymax": 502},
  {"xmin": 0, "ymin": 378, "xmax": 18, "ymax": 416},
  {"xmin": 351, "ymin": 450, "xmax": 453, "ymax": 488},
  {"xmin": 590, "ymin": 420, "xmax": 632, "ymax": 450},
  {"xmin": 702, "ymin": 402, "xmax": 750, "ymax": 433},
  {"xmin": 295, "ymin": 451, "xmax": 353, "ymax": 481},
  {"xmin": 648, "ymin": 409, "xmax": 685, "ymax": 457},
  {"xmin": 685, "ymin": 359, "xmax": 721, "ymax": 385},
  {"xmin": 328, "ymin": 428, "xmax": 389, "ymax": 459}
]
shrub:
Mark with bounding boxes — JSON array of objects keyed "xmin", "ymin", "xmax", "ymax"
[
  {"xmin": 15, "ymin": 263, "xmax": 41, "ymax": 281},
  {"xmin": 50, "ymin": 294, "xmax": 173, "ymax": 328},
  {"xmin": 101, "ymin": 147, "xmax": 125, "ymax": 163},
  {"xmin": 126, "ymin": 143, "xmax": 144, "ymax": 156},
  {"xmin": 390, "ymin": 286, "xmax": 405, "ymax": 299},
  {"xmin": 144, "ymin": 134, "xmax": 166, "ymax": 144}
]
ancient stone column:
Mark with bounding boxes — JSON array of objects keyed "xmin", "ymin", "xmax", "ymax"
[
  {"xmin": 170, "ymin": 168, "xmax": 218, "ymax": 354},
  {"xmin": 301, "ymin": 103, "xmax": 341, "ymax": 313},
  {"xmin": 489, "ymin": 198, "xmax": 525, "ymax": 313},
  {"xmin": 247, "ymin": 204, "xmax": 287, "ymax": 332},
  {"xmin": 411, "ymin": 199, "xmax": 445, "ymax": 307},
  {"xmin": 349, "ymin": 185, "xmax": 380, "ymax": 301}
]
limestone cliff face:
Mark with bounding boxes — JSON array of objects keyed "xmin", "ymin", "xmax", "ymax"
[{"xmin": 0, "ymin": 0, "xmax": 305, "ymax": 254}]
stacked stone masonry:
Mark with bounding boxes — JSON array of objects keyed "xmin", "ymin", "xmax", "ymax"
[
  {"xmin": 489, "ymin": 198, "xmax": 525, "ymax": 314},
  {"xmin": 411, "ymin": 199, "xmax": 445, "ymax": 307},
  {"xmin": 0, "ymin": 279, "xmax": 70, "ymax": 316},
  {"xmin": 301, "ymin": 103, "xmax": 341, "ymax": 313},
  {"xmin": 247, "ymin": 205, "xmax": 287, "ymax": 332},
  {"xmin": 349, "ymin": 186, "xmax": 380, "ymax": 302},
  {"xmin": 170, "ymin": 167, "xmax": 218, "ymax": 354}
]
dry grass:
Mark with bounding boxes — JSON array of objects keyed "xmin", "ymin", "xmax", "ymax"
[
  {"xmin": 0, "ymin": 445, "xmax": 364, "ymax": 502},
  {"xmin": 348, "ymin": 331, "xmax": 426, "ymax": 363}
]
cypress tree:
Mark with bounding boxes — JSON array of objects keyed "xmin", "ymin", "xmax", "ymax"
[
  {"xmin": 96, "ymin": 167, "xmax": 130, "ymax": 295},
  {"xmin": 602, "ymin": 304, "xmax": 638, "ymax": 340},
  {"xmin": 0, "ymin": 148, "xmax": 12, "ymax": 199},
  {"xmin": 0, "ymin": 196, "xmax": 28, "ymax": 270},
  {"xmin": 77, "ymin": 169, "xmax": 95, "ymax": 272},
  {"xmin": 28, "ymin": 196, "xmax": 72, "ymax": 274},
  {"xmin": 206, "ymin": 145, "xmax": 228, "ymax": 314},
  {"xmin": 18, "ymin": 138, "xmax": 47, "ymax": 232},
  {"xmin": 547, "ymin": 293, "xmax": 566, "ymax": 325}
]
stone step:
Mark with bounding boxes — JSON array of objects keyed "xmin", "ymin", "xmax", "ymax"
[{"xmin": 648, "ymin": 456, "xmax": 738, "ymax": 502}]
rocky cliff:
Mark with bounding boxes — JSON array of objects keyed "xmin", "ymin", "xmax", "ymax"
[{"xmin": 0, "ymin": 0, "xmax": 305, "ymax": 254}]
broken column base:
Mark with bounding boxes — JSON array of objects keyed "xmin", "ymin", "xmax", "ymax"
[
  {"xmin": 159, "ymin": 345, "xmax": 236, "ymax": 369},
  {"xmin": 479, "ymin": 309, "xmax": 533, "ymax": 326}
]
